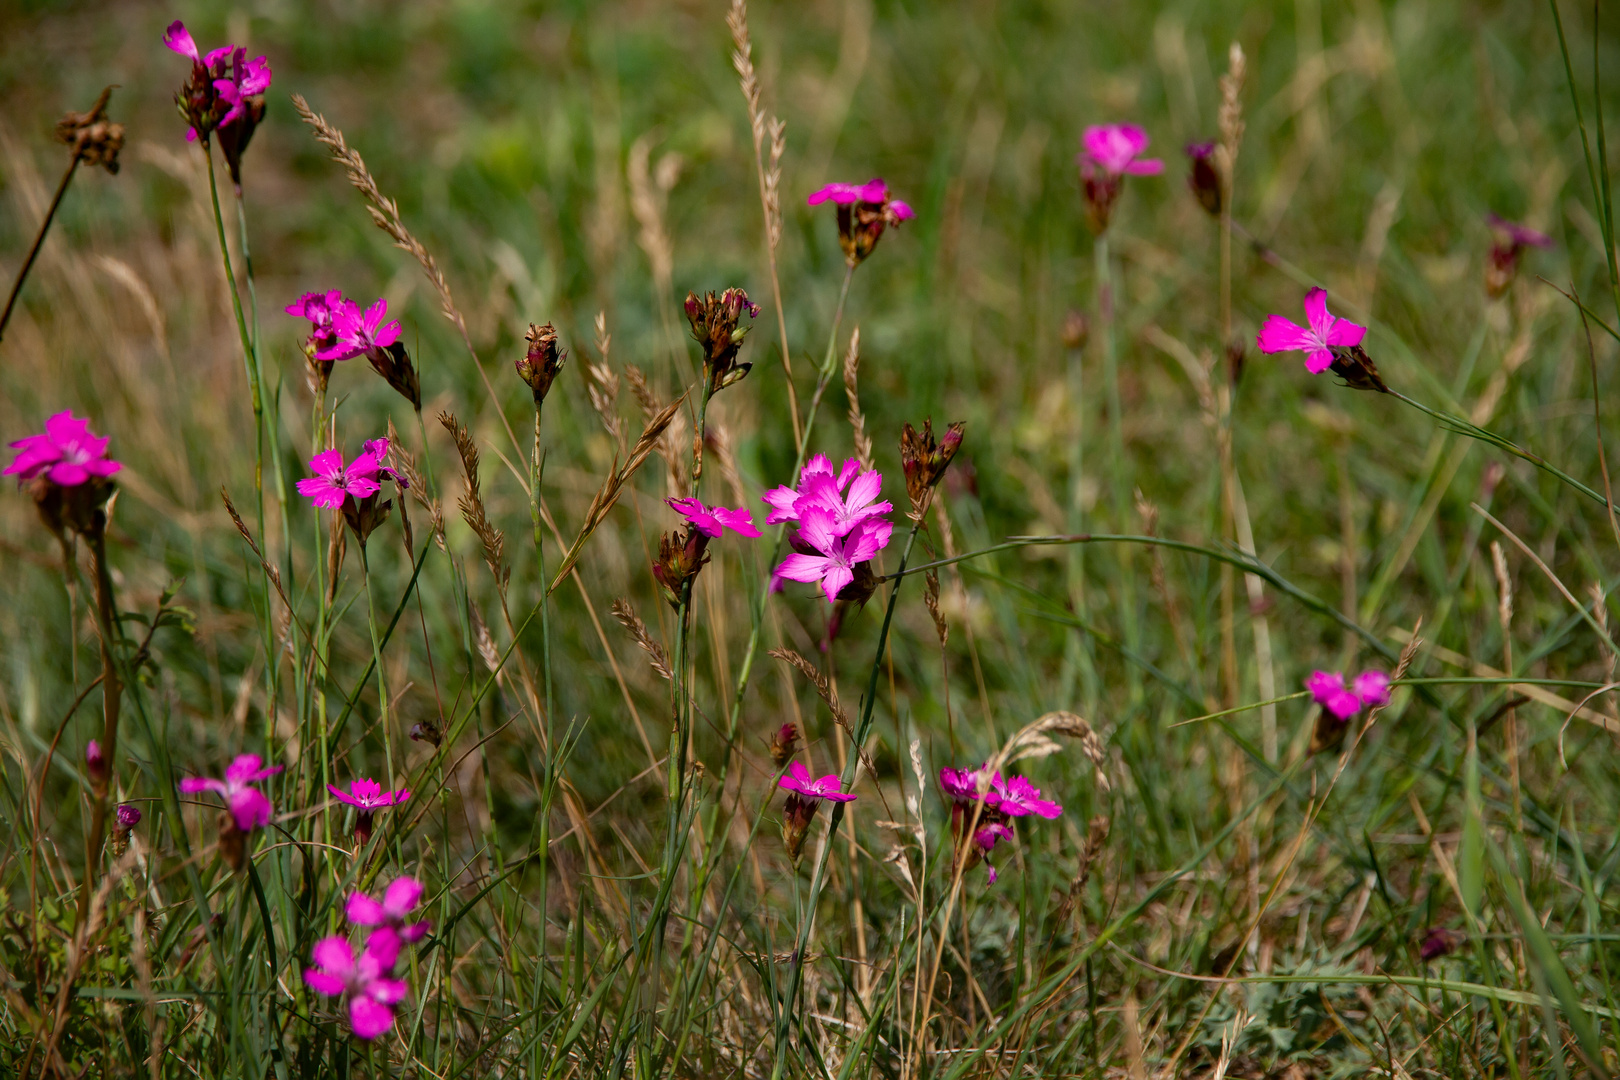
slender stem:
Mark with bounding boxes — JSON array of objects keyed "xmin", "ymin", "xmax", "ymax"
[
  {"xmin": 0, "ymin": 156, "xmax": 78, "ymax": 344},
  {"xmin": 359, "ymin": 543, "xmax": 397, "ymax": 810},
  {"xmin": 1096, "ymin": 231, "xmax": 1142, "ymax": 701},
  {"xmin": 822, "ymin": 264, "xmax": 856, "ymax": 376},
  {"xmin": 71, "ymin": 529, "xmax": 123, "ymax": 934},
  {"xmin": 772, "ymin": 518, "xmax": 925, "ymax": 1074}
]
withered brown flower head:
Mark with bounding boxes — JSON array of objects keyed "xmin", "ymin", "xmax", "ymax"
[
  {"xmin": 900, "ymin": 419, "xmax": 965, "ymax": 518},
  {"xmin": 684, "ymin": 288, "xmax": 759, "ymax": 391},
  {"xmin": 517, "ymin": 322, "xmax": 567, "ymax": 404},
  {"xmin": 652, "ymin": 527, "xmax": 711, "ymax": 608},
  {"xmin": 369, "ymin": 342, "xmax": 422, "ymax": 411},
  {"xmin": 1185, "ymin": 141, "xmax": 1221, "ymax": 217},
  {"xmin": 1326, "ymin": 343, "xmax": 1389, "ymax": 394},
  {"xmin": 55, "ymin": 87, "xmax": 125, "ymax": 175}
]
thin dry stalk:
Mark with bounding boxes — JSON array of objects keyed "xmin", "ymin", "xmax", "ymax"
[
  {"xmin": 1491, "ymin": 541, "xmax": 1521, "ymax": 820},
  {"xmin": 611, "ymin": 598, "xmax": 674, "ymax": 683},
  {"xmin": 707, "ymin": 421, "xmax": 749, "ymax": 510},
  {"xmin": 438, "ymin": 411, "xmax": 508, "ymax": 591},
  {"xmin": 584, "ymin": 311, "xmax": 626, "ymax": 451},
  {"xmin": 727, "ymin": 0, "xmax": 800, "ymax": 444},
  {"xmin": 221, "ymin": 487, "xmax": 291, "ymax": 617},
  {"xmin": 386, "ymin": 417, "xmax": 445, "ymax": 547},
  {"xmin": 842, "ymin": 326, "xmax": 873, "ymax": 471},
  {"xmin": 624, "ymin": 363, "xmax": 690, "ymax": 498}
]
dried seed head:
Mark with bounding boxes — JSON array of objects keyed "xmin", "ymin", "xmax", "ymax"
[
  {"xmin": 1060, "ymin": 310, "xmax": 1090, "ymax": 352},
  {"xmin": 685, "ymin": 288, "xmax": 760, "ymax": 390},
  {"xmin": 518, "ymin": 322, "xmax": 567, "ymax": 404},
  {"xmin": 900, "ymin": 419, "xmax": 966, "ymax": 519},
  {"xmin": 610, "ymin": 598, "xmax": 673, "ymax": 682},
  {"xmin": 367, "ymin": 341, "xmax": 421, "ymax": 411},
  {"xmin": 1326, "ymin": 343, "xmax": 1389, "ymax": 393},
  {"xmin": 409, "ymin": 720, "xmax": 442, "ymax": 748},
  {"xmin": 55, "ymin": 86, "xmax": 124, "ymax": 174}
]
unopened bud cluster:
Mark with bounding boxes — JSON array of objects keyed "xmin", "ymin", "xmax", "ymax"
[
  {"xmin": 685, "ymin": 288, "xmax": 759, "ymax": 390},
  {"xmin": 899, "ymin": 419, "xmax": 965, "ymax": 520},
  {"xmin": 517, "ymin": 322, "xmax": 567, "ymax": 404}
]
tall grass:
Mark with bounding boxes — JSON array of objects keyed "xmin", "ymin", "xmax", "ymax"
[{"xmin": 3, "ymin": 0, "xmax": 1620, "ymax": 1076}]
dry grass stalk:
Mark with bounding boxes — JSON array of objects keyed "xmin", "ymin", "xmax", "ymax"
[
  {"xmin": 924, "ymin": 567, "xmax": 946, "ymax": 646},
  {"xmin": 548, "ymin": 394, "xmax": 685, "ymax": 589},
  {"xmin": 437, "ymin": 410, "xmax": 508, "ymax": 591},
  {"xmin": 610, "ymin": 599, "xmax": 673, "ymax": 683},
  {"xmin": 583, "ymin": 311, "xmax": 625, "ymax": 450},
  {"xmin": 1217, "ymin": 43, "xmax": 1247, "ymax": 177},
  {"xmin": 1367, "ymin": 621, "xmax": 1422, "ymax": 729},
  {"xmin": 627, "ymin": 135, "xmax": 677, "ymax": 295},
  {"xmin": 707, "ymin": 421, "xmax": 748, "ymax": 510},
  {"xmin": 1055, "ymin": 813, "xmax": 1111, "ymax": 925},
  {"xmin": 220, "ymin": 487, "xmax": 291, "ymax": 616},
  {"xmin": 1001, "ymin": 711, "xmax": 1111, "ymax": 794},
  {"xmin": 387, "ymin": 418, "xmax": 445, "ymax": 548},
  {"xmin": 292, "ymin": 94, "xmax": 464, "ymax": 344},
  {"xmin": 625, "ymin": 363, "xmax": 690, "ymax": 498},
  {"xmin": 842, "ymin": 327, "xmax": 873, "ymax": 471},
  {"xmin": 770, "ymin": 647, "xmax": 884, "ymax": 791},
  {"xmin": 469, "ymin": 604, "xmax": 503, "ymax": 685},
  {"xmin": 727, "ymin": 0, "xmax": 800, "ymax": 445}
]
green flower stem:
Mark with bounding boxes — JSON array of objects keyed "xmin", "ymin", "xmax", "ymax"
[
  {"xmin": 358, "ymin": 542, "xmax": 397, "ymax": 814},
  {"xmin": 1095, "ymin": 231, "xmax": 1142, "ymax": 702}
]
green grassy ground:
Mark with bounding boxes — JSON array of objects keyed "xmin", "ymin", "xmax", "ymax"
[{"xmin": 3, "ymin": 0, "xmax": 1620, "ymax": 1076}]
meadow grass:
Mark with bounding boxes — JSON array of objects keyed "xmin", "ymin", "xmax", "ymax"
[{"xmin": 3, "ymin": 0, "xmax": 1620, "ymax": 1076}]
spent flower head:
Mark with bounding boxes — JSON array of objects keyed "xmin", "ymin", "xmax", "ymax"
[
  {"xmin": 899, "ymin": 419, "xmax": 964, "ymax": 519},
  {"xmin": 1185, "ymin": 140, "xmax": 1221, "ymax": 216},
  {"xmin": 55, "ymin": 87, "xmax": 125, "ymax": 174},
  {"xmin": 303, "ymin": 929, "xmax": 409, "ymax": 1040},
  {"xmin": 808, "ymin": 178, "xmax": 915, "ymax": 266},
  {"xmin": 1077, "ymin": 124, "xmax": 1162, "ymax": 233},
  {"xmin": 769, "ymin": 723, "xmax": 800, "ymax": 767}
]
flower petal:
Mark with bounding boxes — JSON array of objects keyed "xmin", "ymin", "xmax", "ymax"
[
  {"xmin": 311, "ymin": 935, "xmax": 355, "ymax": 976},
  {"xmin": 1255, "ymin": 315, "xmax": 1315, "ymax": 355},
  {"xmin": 819, "ymin": 564, "xmax": 854, "ymax": 603},
  {"xmin": 1304, "ymin": 348, "xmax": 1334, "ymax": 375},
  {"xmin": 348, "ymin": 996, "xmax": 395, "ymax": 1040},
  {"xmin": 1302, "ymin": 287, "xmax": 1332, "ymax": 342},
  {"xmin": 383, "ymin": 876, "xmax": 424, "ymax": 918},
  {"xmin": 303, "ymin": 969, "xmax": 347, "ymax": 997},
  {"xmin": 163, "ymin": 20, "xmax": 200, "ymax": 62},
  {"xmin": 774, "ymin": 553, "xmax": 832, "ymax": 584},
  {"xmin": 347, "ymin": 891, "xmax": 388, "ymax": 925},
  {"xmin": 229, "ymin": 787, "xmax": 274, "ymax": 832}
]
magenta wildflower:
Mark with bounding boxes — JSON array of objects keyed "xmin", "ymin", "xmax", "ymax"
[
  {"xmin": 1353, "ymin": 671, "xmax": 1392, "ymax": 709},
  {"xmin": 304, "ymin": 928, "xmax": 409, "ymax": 1040},
  {"xmin": 179, "ymin": 753, "xmax": 283, "ymax": 832},
  {"xmin": 762, "ymin": 454, "xmax": 861, "ymax": 526},
  {"xmin": 163, "ymin": 19, "xmax": 270, "ymax": 176},
  {"xmin": 774, "ymin": 511, "xmax": 893, "ymax": 604},
  {"xmin": 287, "ymin": 290, "xmax": 347, "ymax": 353},
  {"xmin": 1077, "ymin": 124, "xmax": 1162, "ymax": 233},
  {"xmin": 5, "ymin": 411, "xmax": 122, "ymax": 487},
  {"xmin": 807, "ymin": 178, "xmax": 915, "ymax": 266},
  {"xmin": 992, "ymin": 775, "xmax": 1063, "ymax": 819},
  {"xmin": 1485, "ymin": 214, "xmax": 1554, "ymax": 298},
  {"xmin": 1256, "ymin": 287, "xmax": 1367, "ymax": 375},
  {"xmin": 666, "ymin": 497, "xmax": 761, "ymax": 539},
  {"xmin": 328, "ymin": 778, "xmax": 411, "ymax": 847},
  {"xmin": 347, "ymin": 876, "xmax": 431, "ymax": 944},
  {"xmin": 779, "ymin": 761, "xmax": 854, "ymax": 862},
  {"xmin": 85, "ymin": 739, "xmax": 109, "ymax": 787},
  {"xmin": 939, "ymin": 765, "xmax": 998, "ymax": 808},
  {"xmin": 795, "ymin": 465, "xmax": 892, "ymax": 536},
  {"xmin": 318, "ymin": 298, "xmax": 401, "ymax": 363},
  {"xmin": 296, "ymin": 446, "xmax": 384, "ymax": 511},
  {"xmin": 973, "ymin": 822, "xmax": 1015, "ymax": 884},
  {"xmin": 116, "ymin": 804, "xmax": 142, "ymax": 831},
  {"xmin": 1307, "ymin": 669, "xmax": 1391, "ymax": 721},
  {"xmin": 1420, "ymin": 926, "xmax": 1466, "ymax": 961}
]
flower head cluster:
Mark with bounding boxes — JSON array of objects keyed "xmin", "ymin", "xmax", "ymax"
[
  {"xmin": 305, "ymin": 877, "xmax": 429, "ymax": 1041},
  {"xmin": 764, "ymin": 455, "xmax": 893, "ymax": 605},
  {"xmin": 653, "ymin": 498, "xmax": 759, "ymax": 606},
  {"xmin": 1256, "ymin": 288, "xmax": 1386, "ymax": 392},
  {"xmin": 808, "ymin": 178, "xmax": 915, "ymax": 267},
  {"xmin": 939, "ymin": 765, "xmax": 1062, "ymax": 884},
  {"xmin": 1076, "ymin": 124, "xmax": 1161, "ymax": 233},
  {"xmin": 1485, "ymin": 214, "xmax": 1553, "ymax": 299},
  {"xmin": 328, "ymin": 778, "xmax": 411, "ymax": 847},
  {"xmin": 778, "ymin": 761, "xmax": 856, "ymax": 862},
  {"xmin": 1185, "ymin": 141, "xmax": 1221, "ymax": 217},
  {"xmin": 684, "ymin": 289, "xmax": 760, "ymax": 390},
  {"xmin": 517, "ymin": 322, "xmax": 567, "ymax": 404},
  {"xmin": 180, "ymin": 753, "xmax": 284, "ymax": 870},
  {"xmin": 296, "ymin": 438, "xmax": 406, "ymax": 545},
  {"xmin": 163, "ymin": 21, "xmax": 270, "ymax": 181},
  {"xmin": 899, "ymin": 419, "xmax": 965, "ymax": 520},
  {"xmin": 285, "ymin": 293, "xmax": 418, "ymax": 408}
]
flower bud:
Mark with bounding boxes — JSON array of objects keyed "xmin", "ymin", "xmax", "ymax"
[
  {"xmin": 685, "ymin": 289, "xmax": 759, "ymax": 391},
  {"xmin": 769, "ymin": 723, "xmax": 799, "ymax": 768},
  {"xmin": 1080, "ymin": 166, "xmax": 1122, "ymax": 235},
  {"xmin": 652, "ymin": 528, "xmax": 712, "ymax": 608},
  {"xmin": 1060, "ymin": 310, "xmax": 1090, "ymax": 352},
  {"xmin": 900, "ymin": 419, "xmax": 966, "ymax": 519},
  {"xmin": 110, "ymin": 803, "xmax": 141, "ymax": 856},
  {"xmin": 517, "ymin": 322, "xmax": 567, "ymax": 405},
  {"xmin": 367, "ymin": 342, "xmax": 421, "ymax": 411},
  {"xmin": 1420, "ymin": 926, "xmax": 1466, "ymax": 961},
  {"xmin": 409, "ymin": 720, "xmax": 443, "ymax": 748},
  {"xmin": 86, "ymin": 740, "xmax": 109, "ymax": 791},
  {"xmin": 1185, "ymin": 141, "xmax": 1221, "ymax": 217},
  {"xmin": 1326, "ymin": 343, "xmax": 1389, "ymax": 394},
  {"xmin": 781, "ymin": 793, "xmax": 819, "ymax": 863}
]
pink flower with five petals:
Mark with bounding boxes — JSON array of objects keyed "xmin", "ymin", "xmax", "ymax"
[
  {"xmin": 179, "ymin": 753, "xmax": 283, "ymax": 832},
  {"xmin": 777, "ymin": 761, "xmax": 857, "ymax": 803},
  {"xmin": 1256, "ymin": 287, "xmax": 1367, "ymax": 375},
  {"xmin": 4, "ymin": 411, "xmax": 122, "ymax": 487},
  {"xmin": 303, "ymin": 928, "xmax": 409, "ymax": 1040},
  {"xmin": 774, "ymin": 510, "xmax": 893, "ymax": 603},
  {"xmin": 992, "ymin": 775, "xmax": 1063, "ymax": 819},
  {"xmin": 666, "ymin": 497, "xmax": 761, "ymax": 538},
  {"xmin": 1078, "ymin": 124, "xmax": 1164, "ymax": 177},
  {"xmin": 295, "ymin": 446, "xmax": 384, "ymax": 511},
  {"xmin": 317, "ymin": 298, "xmax": 401, "ymax": 363}
]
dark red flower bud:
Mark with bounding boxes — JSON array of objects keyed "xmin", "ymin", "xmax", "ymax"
[
  {"xmin": 769, "ymin": 723, "xmax": 799, "ymax": 768},
  {"xmin": 517, "ymin": 322, "xmax": 567, "ymax": 404},
  {"xmin": 652, "ymin": 527, "xmax": 712, "ymax": 608},
  {"xmin": 900, "ymin": 419, "xmax": 966, "ymax": 519},
  {"xmin": 781, "ymin": 793, "xmax": 820, "ymax": 862},
  {"xmin": 1420, "ymin": 926, "xmax": 1466, "ymax": 961},
  {"xmin": 1185, "ymin": 141, "xmax": 1221, "ymax": 217},
  {"xmin": 684, "ymin": 289, "xmax": 758, "ymax": 390}
]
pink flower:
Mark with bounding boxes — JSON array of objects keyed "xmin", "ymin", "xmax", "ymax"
[
  {"xmin": 287, "ymin": 289, "xmax": 348, "ymax": 351},
  {"xmin": 1352, "ymin": 670, "xmax": 1392, "ymax": 708},
  {"xmin": 116, "ymin": 804, "xmax": 142, "ymax": 831},
  {"xmin": 773, "ymin": 511, "xmax": 893, "ymax": 603},
  {"xmin": 1078, "ymin": 124, "xmax": 1163, "ymax": 177},
  {"xmin": 328, "ymin": 778, "xmax": 410, "ymax": 812},
  {"xmin": 163, "ymin": 20, "xmax": 230, "ymax": 67},
  {"xmin": 1304, "ymin": 671, "xmax": 1362, "ymax": 721},
  {"xmin": 762, "ymin": 454, "xmax": 859, "ymax": 526},
  {"xmin": 179, "ymin": 753, "xmax": 283, "ymax": 832},
  {"xmin": 992, "ymin": 775, "xmax": 1063, "ymax": 819},
  {"xmin": 807, "ymin": 178, "xmax": 915, "ymax": 220},
  {"xmin": 317, "ymin": 298, "xmax": 401, "ymax": 363},
  {"xmin": 296, "ymin": 446, "xmax": 385, "ymax": 511},
  {"xmin": 666, "ymin": 497, "xmax": 761, "ymax": 539},
  {"xmin": 939, "ymin": 765, "xmax": 999, "ymax": 808},
  {"xmin": 5, "ymin": 411, "xmax": 122, "ymax": 487},
  {"xmin": 347, "ymin": 876, "xmax": 431, "ymax": 943},
  {"xmin": 1487, "ymin": 213, "xmax": 1553, "ymax": 251},
  {"xmin": 974, "ymin": 822, "xmax": 1015, "ymax": 884},
  {"xmin": 777, "ymin": 760, "xmax": 857, "ymax": 803},
  {"xmin": 213, "ymin": 51, "xmax": 272, "ymax": 130},
  {"xmin": 796, "ymin": 466, "xmax": 892, "ymax": 537},
  {"xmin": 1256, "ymin": 287, "xmax": 1367, "ymax": 375},
  {"xmin": 86, "ymin": 739, "xmax": 108, "ymax": 784},
  {"xmin": 303, "ymin": 928, "xmax": 409, "ymax": 1040},
  {"xmin": 162, "ymin": 21, "xmax": 269, "ymax": 142}
]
